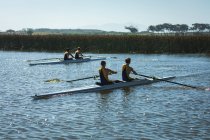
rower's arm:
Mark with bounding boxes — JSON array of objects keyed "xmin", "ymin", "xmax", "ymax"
[
  {"xmin": 108, "ymin": 69, "xmax": 117, "ymax": 75},
  {"xmin": 110, "ymin": 71, "xmax": 117, "ymax": 74},
  {"xmin": 70, "ymin": 53, "xmax": 74, "ymax": 58},
  {"xmin": 131, "ymin": 68, "xmax": 138, "ymax": 75}
]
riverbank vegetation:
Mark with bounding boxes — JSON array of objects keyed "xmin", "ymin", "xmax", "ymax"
[
  {"xmin": 148, "ymin": 23, "xmax": 210, "ymax": 34},
  {"xmin": 0, "ymin": 34, "xmax": 210, "ymax": 54}
]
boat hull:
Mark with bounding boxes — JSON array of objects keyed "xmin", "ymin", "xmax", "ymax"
[
  {"xmin": 32, "ymin": 76, "xmax": 175, "ymax": 100},
  {"xmin": 29, "ymin": 58, "xmax": 106, "ymax": 66}
]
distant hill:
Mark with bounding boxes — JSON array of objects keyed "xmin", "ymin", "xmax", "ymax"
[
  {"xmin": 32, "ymin": 28, "xmax": 110, "ymax": 35},
  {"xmin": 0, "ymin": 28, "xmax": 144, "ymax": 35}
]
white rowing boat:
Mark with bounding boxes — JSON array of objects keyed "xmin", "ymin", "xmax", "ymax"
[
  {"xmin": 32, "ymin": 76, "xmax": 175, "ymax": 100},
  {"xmin": 29, "ymin": 58, "xmax": 106, "ymax": 66}
]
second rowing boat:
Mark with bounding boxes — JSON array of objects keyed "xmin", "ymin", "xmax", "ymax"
[{"xmin": 29, "ymin": 57, "xmax": 106, "ymax": 66}]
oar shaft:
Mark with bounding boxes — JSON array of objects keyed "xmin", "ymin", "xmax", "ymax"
[
  {"xmin": 138, "ymin": 74, "xmax": 152, "ymax": 79},
  {"xmin": 66, "ymin": 75, "xmax": 99, "ymax": 82},
  {"xmin": 137, "ymin": 74, "xmax": 198, "ymax": 89},
  {"xmin": 27, "ymin": 57, "xmax": 62, "ymax": 62},
  {"xmin": 159, "ymin": 79, "xmax": 197, "ymax": 89},
  {"xmin": 84, "ymin": 55, "xmax": 117, "ymax": 59}
]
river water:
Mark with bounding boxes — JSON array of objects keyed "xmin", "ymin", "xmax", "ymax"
[{"xmin": 0, "ymin": 51, "xmax": 210, "ymax": 139}]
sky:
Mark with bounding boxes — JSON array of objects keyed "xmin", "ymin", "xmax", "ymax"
[{"xmin": 0, "ymin": 0, "xmax": 210, "ymax": 32}]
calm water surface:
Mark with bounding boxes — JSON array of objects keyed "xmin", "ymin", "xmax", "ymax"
[{"xmin": 0, "ymin": 51, "xmax": 210, "ymax": 139}]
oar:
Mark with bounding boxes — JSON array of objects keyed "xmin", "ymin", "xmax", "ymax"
[
  {"xmin": 45, "ymin": 78, "xmax": 63, "ymax": 83},
  {"xmin": 84, "ymin": 55, "xmax": 117, "ymax": 59},
  {"xmin": 83, "ymin": 55, "xmax": 92, "ymax": 58},
  {"xmin": 66, "ymin": 75, "xmax": 99, "ymax": 82},
  {"xmin": 97, "ymin": 56, "xmax": 117, "ymax": 59},
  {"xmin": 45, "ymin": 75, "xmax": 99, "ymax": 83},
  {"xmin": 136, "ymin": 74, "xmax": 210, "ymax": 91},
  {"xmin": 27, "ymin": 57, "xmax": 62, "ymax": 62}
]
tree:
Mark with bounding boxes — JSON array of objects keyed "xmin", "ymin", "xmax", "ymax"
[
  {"xmin": 206, "ymin": 24, "xmax": 210, "ymax": 32},
  {"xmin": 180, "ymin": 24, "xmax": 189, "ymax": 33},
  {"xmin": 125, "ymin": 26, "xmax": 138, "ymax": 33},
  {"xmin": 26, "ymin": 28, "xmax": 34, "ymax": 35},
  {"xmin": 173, "ymin": 24, "xmax": 189, "ymax": 35},
  {"xmin": 162, "ymin": 23, "xmax": 172, "ymax": 32},
  {"xmin": 6, "ymin": 29, "xmax": 15, "ymax": 34},
  {"xmin": 147, "ymin": 25, "xmax": 156, "ymax": 32},
  {"xmin": 155, "ymin": 24, "xmax": 164, "ymax": 33},
  {"xmin": 191, "ymin": 23, "xmax": 209, "ymax": 32}
]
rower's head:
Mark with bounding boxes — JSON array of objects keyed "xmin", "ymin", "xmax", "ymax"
[
  {"xmin": 66, "ymin": 48, "xmax": 70, "ymax": 52},
  {"xmin": 77, "ymin": 47, "xmax": 81, "ymax": 50},
  {"xmin": 125, "ymin": 58, "xmax": 131, "ymax": 64},
  {"xmin": 101, "ymin": 61, "xmax": 106, "ymax": 67}
]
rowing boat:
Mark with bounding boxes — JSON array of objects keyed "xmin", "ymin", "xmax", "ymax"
[
  {"xmin": 32, "ymin": 76, "xmax": 175, "ymax": 100},
  {"xmin": 29, "ymin": 57, "xmax": 106, "ymax": 66}
]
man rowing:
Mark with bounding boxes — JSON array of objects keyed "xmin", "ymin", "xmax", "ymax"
[
  {"xmin": 99, "ymin": 61, "xmax": 120, "ymax": 85},
  {"xmin": 64, "ymin": 48, "xmax": 74, "ymax": 60},
  {"xmin": 122, "ymin": 58, "xmax": 138, "ymax": 81},
  {"xmin": 75, "ymin": 47, "xmax": 83, "ymax": 59}
]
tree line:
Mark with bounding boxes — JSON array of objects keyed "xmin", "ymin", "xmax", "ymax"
[{"xmin": 148, "ymin": 23, "xmax": 210, "ymax": 33}]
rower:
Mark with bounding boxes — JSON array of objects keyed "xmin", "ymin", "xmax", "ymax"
[
  {"xmin": 122, "ymin": 58, "xmax": 138, "ymax": 82},
  {"xmin": 75, "ymin": 47, "xmax": 83, "ymax": 59},
  {"xmin": 64, "ymin": 48, "xmax": 74, "ymax": 60},
  {"xmin": 98, "ymin": 61, "xmax": 119, "ymax": 85}
]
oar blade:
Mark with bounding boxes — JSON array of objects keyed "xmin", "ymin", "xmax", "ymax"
[
  {"xmin": 205, "ymin": 88, "xmax": 210, "ymax": 91},
  {"xmin": 45, "ymin": 78, "xmax": 62, "ymax": 83}
]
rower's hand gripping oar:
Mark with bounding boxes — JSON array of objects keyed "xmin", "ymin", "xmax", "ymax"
[
  {"xmin": 45, "ymin": 75, "xmax": 99, "ymax": 83},
  {"xmin": 137, "ymin": 74, "xmax": 210, "ymax": 91}
]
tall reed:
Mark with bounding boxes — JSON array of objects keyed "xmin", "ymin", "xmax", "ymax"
[{"xmin": 0, "ymin": 35, "xmax": 210, "ymax": 54}]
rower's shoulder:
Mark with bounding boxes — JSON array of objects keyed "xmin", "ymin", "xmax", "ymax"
[{"xmin": 122, "ymin": 64, "xmax": 126, "ymax": 68}]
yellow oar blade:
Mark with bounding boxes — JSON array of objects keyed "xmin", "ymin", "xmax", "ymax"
[
  {"xmin": 45, "ymin": 79, "xmax": 62, "ymax": 83},
  {"xmin": 205, "ymin": 88, "xmax": 210, "ymax": 91}
]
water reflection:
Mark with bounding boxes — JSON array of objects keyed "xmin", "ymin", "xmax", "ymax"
[
  {"xmin": 99, "ymin": 89, "xmax": 113, "ymax": 95},
  {"xmin": 122, "ymin": 87, "xmax": 133, "ymax": 96}
]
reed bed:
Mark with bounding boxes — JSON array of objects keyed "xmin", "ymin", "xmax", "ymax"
[{"xmin": 0, "ymin": 35, "xmax": 210, "ymax": 54}]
